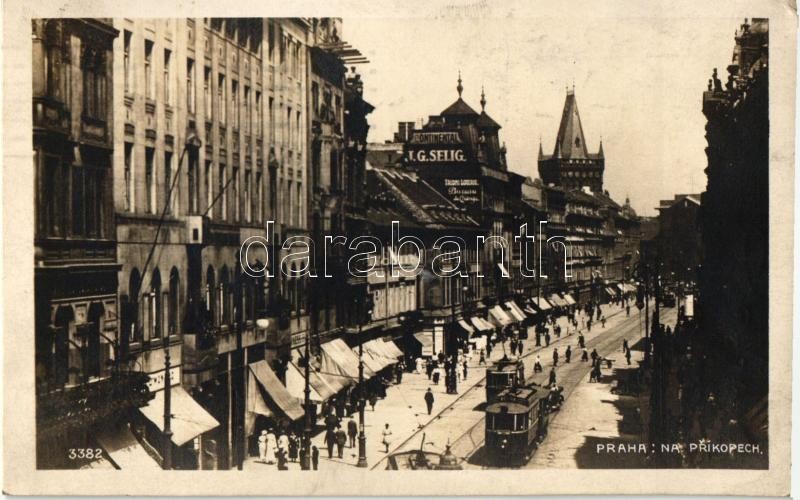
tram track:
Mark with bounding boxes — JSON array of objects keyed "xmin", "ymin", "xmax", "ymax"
[{"xmin": 370, "ymin": 303, "xmax": 634, "ymax": 470}]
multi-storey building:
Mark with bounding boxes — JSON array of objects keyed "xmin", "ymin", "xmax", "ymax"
[
  {"xmin": 538, "ymin": 89, "xmax": 639, "ymax": 305},
  {"xmin": 700, "ymin": 18, "xmax": 768, "ymax": 445},
  {"xmin": 655, "ymin": 194, "xmax": 702, "ymax": 285},
  {"xmin": 32, "ymin": 18, "xmax": 143, "ymax": 469},
  {"xmin": 111, "ymin": 17, "xmax": 313, "ymax": 469}
]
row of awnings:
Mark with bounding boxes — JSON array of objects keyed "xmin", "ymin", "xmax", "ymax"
[{"xmin": 248, "ymin": 338, "xmax": 404, "ymax": 423}]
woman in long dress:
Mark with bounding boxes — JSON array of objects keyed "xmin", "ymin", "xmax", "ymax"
[
  {"xmin": 265, "ymin": 429, "xmax": 278, "ymax": 464},
  {"xmin": 381, "ymin": 423, "xmax": 393, "ymax": 453},
  {"xmin": 258, "ymin": 430, "xmax": 268, "ymax": 462}
]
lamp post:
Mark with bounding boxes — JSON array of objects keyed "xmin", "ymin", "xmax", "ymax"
[
  {"xmin": 162, "ymin": 338, "xmax": 173, "ymax": 470},
  {"xmin": 356, "ymin": 295, "xmax": 372, "ymax": 468}
]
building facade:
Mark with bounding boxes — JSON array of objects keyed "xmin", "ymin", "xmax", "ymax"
[
  {"xmin": 700, "ymin": 18, "xmax": 768, "ymax": 443},
  {"xmin": 655, "ymin": 194, "xmax": 702, "ymax": 285}
]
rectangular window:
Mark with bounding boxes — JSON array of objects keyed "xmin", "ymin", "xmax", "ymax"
[
  {"xmin": 164, "ymin": 151, "xmax": 174, "ymax": 214},
  {"xmin": 186, "ymin": 58, "xmax": 195, "ymax": 113},
  {"xmin": 204, "ymin": 160, "xmax": 212, "ymax": 213},
  {"xmin": 71, "ymin": 167, "xmax": 85, "ymax": 236},
  {"xmin": 232, "ymin": 166, "xmax": 240, "ymax": 221},
  {"xmin": 244, "ymin": 169, "xmax": 251, "ymax": 223},
  {"xmin": 123, "ymin": 30, "xmax": 132, "ymax": 94},
  {"xmin": 203, "ymin": 67, "xmax": 211, "ymax": 119},
  {"xmin": 268, "ymin": 23, "xmax": 275, "ymax": 59},
  {"xmin": 219, "ymin": 164, "xmax": 227, "ymax": 220},
  {"xmin": 145, "ymin": 148, "xmax": 155, "ymax": 214},
  {"xmin": 144, "ymin": 40, "xmax": 154, "ymax": 100},
  {"xmin": 255, "ymin": 91, "xmax": 262, "ymax": 136},
  {"xmin": 268, "ymin": 97, "xmax": 274, "ymax": 142},
  {"xmin": 124, "ymin": 142, "xmax": 133, "ymax": 212},
  {"xmin": 296, "ymin": 111, "xmax": 301, "ymax": 151},
  {"xmin": 244, "ymin": 86, "xmax": 250, "ymax": 134},
  {"xmin": 231, "ymin": 80, "xmax": 239, "ymax": 129},
  {"xmin": 311, "ymin": 82, "xmax": 319, "ymax": 118},
  {"xmin": 163, "ymin": 49, "xmax": 171, "ymax": 105},
  {"xmin": 287, "ymin": 106, "xmax": 292, "ymax": 148},
  {"xmin": 43, "ymin": 155, "xmax": 63, "ymax": 236},
  {"xmin": 188, "ymin": 153, "xmax": 199, "ymax": 214},
  {"xmin": 255, "ymin": 171, "xmax": 262, "ymax": 223},
  {"xmin": 218, "ymin": 74, "xmax": 226, "ymax": 124}
]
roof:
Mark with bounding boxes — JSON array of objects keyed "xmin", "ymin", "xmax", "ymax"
[
  {"xmin": 476, "ymin": 110, "xmax": 501, "ymax": 129},
  {"xmin": 554, "ymin": 90, "xmax": 589, "ymax": 159},
  {"xmin": 657, "ymin": 193, "xmax": 702, "ymax": 211},
  {"xmin": 367, "ymin": 165, "xmax": 479, "ymax": 230},
  {"xmin": 441, "ymin": 97, "xmax": 479, "ymax": 118}
]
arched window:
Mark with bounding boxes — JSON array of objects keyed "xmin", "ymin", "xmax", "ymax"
[
  {"xmin": 206, "ymin": 266, "xmax": 216, "ymax": 325},
  {"xmin": 220, "ymin": 265, "xmax": 230, "ymax": 325},
  {"xmin": 128, "ymin": 268, "xmax": 142, "ymax": 344},
  {"xmin": 169, "ymin": 267, "xmax": 180, "ymax": 337},
  {"xmin": 149, "ymin": 268, "xmax": 162, "ymax": 340}
]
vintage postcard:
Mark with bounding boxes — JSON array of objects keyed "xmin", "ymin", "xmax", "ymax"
[{"xmin": 2, "ymin": 0, "xmax": 794, "ymax": 496}]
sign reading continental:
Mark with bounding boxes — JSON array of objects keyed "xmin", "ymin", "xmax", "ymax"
[{"xmin": 406, "ymin": 131, "xmax": 467, "ymax": 163}]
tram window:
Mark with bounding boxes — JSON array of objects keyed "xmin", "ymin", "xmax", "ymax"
[
  {"xmin": 489, "ymin": 373, "xmax": 512, "ymax": 387},
  {"xmin": 494, "ymin": 413, "xmax": 514, "ymax": 430}
]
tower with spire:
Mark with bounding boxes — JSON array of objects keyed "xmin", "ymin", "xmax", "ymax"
[{"xmin": 538, "ymin": 88, "xmax": 605, "ymax": 192}]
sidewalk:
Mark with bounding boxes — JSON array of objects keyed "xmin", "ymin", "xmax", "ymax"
[{"xmin": 244, "ymin": 302, "xmax": 628, "ymax": 472}]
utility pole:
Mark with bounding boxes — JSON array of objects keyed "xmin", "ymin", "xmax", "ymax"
[{"xmin": 356, "ymin": 295, "xmax": 369, "ymax": 468}]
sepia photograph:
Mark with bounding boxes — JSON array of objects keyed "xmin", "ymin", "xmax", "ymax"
[{"xmin": 4, "ymin": 0, "xmax": 795, "ymax": 496}]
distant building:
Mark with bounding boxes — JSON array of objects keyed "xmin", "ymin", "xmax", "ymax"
[{"xmin": 655, "ymin": 194, "xmax": 702, "ymax": 285}]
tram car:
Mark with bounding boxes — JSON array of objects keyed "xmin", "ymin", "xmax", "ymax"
[
  {"xmin": 485, "ymin": 355, "xmax": 526, "ymax": 403},
  {"xmin": 484, "ymin": 385, "xmax": 550, "ymax": 466}
]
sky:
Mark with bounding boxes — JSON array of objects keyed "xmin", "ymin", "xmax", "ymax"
[{"xmin": 343, "ymin": 15, "xmax": 741, "ymax": 216}]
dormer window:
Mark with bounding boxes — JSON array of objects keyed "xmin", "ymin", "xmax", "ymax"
[{"xmin": 575, "ymin": 136, "xmax": 581, "ymax": 148}]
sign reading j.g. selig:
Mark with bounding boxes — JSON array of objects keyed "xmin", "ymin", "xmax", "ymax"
[{"xmin": 406, "ymin": 131, "xmax": 467, "ymax": 163}]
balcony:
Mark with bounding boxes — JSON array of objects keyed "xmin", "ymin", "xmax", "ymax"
[{"xmin": 36, "ymin": 370, "xmax": 152, "ymax": 440}]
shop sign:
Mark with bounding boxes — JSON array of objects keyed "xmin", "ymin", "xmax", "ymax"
[{"xmin": 443, "ymin": 178, "xmax": 480, "ymax": 204}]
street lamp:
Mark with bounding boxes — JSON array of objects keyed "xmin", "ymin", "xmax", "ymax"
[{"xmin": 357, "ymin": 294, "xmax": 373, "ymax": 468}]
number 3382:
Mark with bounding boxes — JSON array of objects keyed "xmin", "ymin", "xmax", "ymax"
[{"xmin": 68, "ymin": 448, "xmax": 103, "ymax": 460}]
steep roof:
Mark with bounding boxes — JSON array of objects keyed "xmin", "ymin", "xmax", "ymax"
[
  {"xmin": 553, "ymin": 90, "xmax": 589, "ymax": 159},
  {"xmin": 441, "ymin": 97, "xmax": 479, "ymax": 118},
  {"xmin": 476, "ymin": 110, "xmax": 501, "ymax": 129}
]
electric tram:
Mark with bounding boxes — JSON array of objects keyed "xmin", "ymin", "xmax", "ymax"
[
  {"xmin": 485, "ymin": 355, "xmax": 526, "ymax": 403},
  {"xmin": 484, "ymin": 384, "xmax": 550, "ymax": 466}
]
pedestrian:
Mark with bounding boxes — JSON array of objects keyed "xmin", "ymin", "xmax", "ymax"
[
  {"xmin": 426, "ymin": 359, "xmax": 434, "ymax": 380},
  {"xmin": 565, "ymin": 345, "xmax": 572, "ymax": 363},
  {"xmin": 276, "ymin": 447, "xmax": 288, "ymax": 470},
  {"xmin": 288, "ymin": 433, "xmax": 298, "ymax": 462},
  {"xmin": 265, "ymin": 428, "xmax": 278, "ymax": 464},
  {"xmin": 463, "ymin": 359, "xmax": 468, "ymax": 380},
  {"xmin": 510, "ymin": 338, "xmax": 518, "ymax": 355},
  {"xmin": 347, "ymin": 417, "xmax": 358, "ymax": 448},
  {"xmin": 581, "ymin": 349, "xmax": 589, "ymax": 362},
  {"xmin": 517, "ymin": 340, "xmax": 524, "ymax": 356},
  {"xmin": 395, "ymin": 364, "xmax": 403, "ymax": 384},
  {"xmin": 578, "ymin": 333, "xmax": 585, "ymax": 349},
  {"xmin": 555, "ymin": 325, "xmax": 561, "ymax": 338},
  {"xmin": 324, "ymin": 428, "xmax": 335, "ymax": 459},
  {"xmin": 534, "ymin": 354, "xmax": 542, "ymax": 373},
  {"xmin": 626, "ymin": 304, "xmax": 630, "ymax": 317},
  {"xmin": 587, "ymin": 318, "xmax": 592, "ymax": 332},
  {"xmin": 486, "ymin": 342, "xmax": 493, "ymax": 358},
  {"xmin": 548, "ymin": 367, "xmax": 557, "ymax": 387},
  {"xmin": 545, "ymin": 332, "xmax": 551, "ymax": 346},
  {"xmin": 424, "ymin": 387, "xmax": 435, "ymax": 415},
  {"xmin": 591, "ymin": 348, "xmax": 598, "ymax": 363},
  {"xmin": 479, "ymin": 348, "xmax": 486, "ymax": 365},
  {"xmin": 369, "ymin": 394, "xmax": 378, "ymax": 412},
  {"xmin": 381, "ymin": 423, "xmax": 393, "ymax": 453},
  {"xmin": 626, "ymin": 347, "xmax": 632, "ymax": 365},
  {"xmin": 432, "ymin": 366, "xmax": 441, "ymax": 385},
  {"xmin": 258, "ymin": 430, "xmax": 268, "ymax": 463},
  {"xmin": 552, "ymin": 348, "xmax": 559, "ymax": 367},
  {"xmin": 601, "ymin": 316, "xmax": 606, "ymax": 328},
  {"xmin": 622, "ymin": 339, "xmax": 629, "ymax": 353},
  {"xmin": 335, "ymin": 425, "xmax": 347, "ymax": 458},
  {"xmin": 278, "ymin": 431, "xmax": 289, "ymax": 456},
  {"xmin": 310, "ymin": 445, "xmax": 319, "ymax": 470}
]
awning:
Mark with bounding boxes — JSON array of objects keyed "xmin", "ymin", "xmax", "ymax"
[
  {"xmin": 249, "ymin": 360, "xmax": 305, "ymax": 421},
  {"xmin": 382, "ymin": 339, "xmax": 404, "ymax": 358},
  {"xmin": 97, "ymin": 425, "xmax": 160, "ymax": 470},
  {"xmin": 532, "ymin": 297, "xmax": 551, "ymax": 311},
  {"xmin": 605, "ymin": 287, "xmax": 617, "ymax": 296},
  {"xmin": 413, "ymin": 331, "xmax": 434, "ymax": 352},
  {"xmin": 524, "ymin": 306, "xmax": 537, "ymax": 315},
  {"xmin": 320, "ymin": 339, "xmax": 375, "ymax": 380},
  {"xmin": 564, "ymin": 294, "xmax": 577, "ymax": 305},
  {"xmin": 139, "ymin": 386, "xmax": 221, "ymax": 446},
  {"xmin": 458, "ymin": 319, "xmax": 475, "ymax": 334},
  {"xmin": 285, "ymin": 362, "xmax": 325, "ymax": 404},
  {"xmin": 358, "ymin": 350, "xmax": 386, "ymax": 374},
  {"xmin": 363, "ymin": 340, "xmax": 400, "ymax": 367},
  {"xmin": 617, "ymin": 283, "xmax": 626, "ymax": 291},
  {"xmin": 470, "ymin": 316, "xmax": 493, "ymax": 332},
  {"xmin": 497, "ymin": 262, "xmax": 510, "ymax": 277},
  {"xmin": 293, "ymin": 349, "xmax": 353, "ymax": 395},
  {"xmin": 489, "ymin": 305, "xmax": 513, "ymax": 326},
  {"xmin": 504, "ymin": 301, "xmax": 527, "ymax": 322}
]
